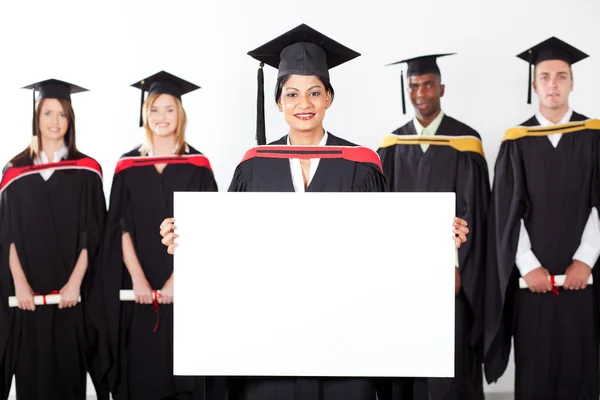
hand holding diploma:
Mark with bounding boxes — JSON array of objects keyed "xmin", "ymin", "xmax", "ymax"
[
  {"xmin": 563, "ymin": 260, "xmax": 592, "ymax": 290},
  {"xmin": 519, "ymin": 271, "xmax": 594, "ymax": 291},
  {"xmin": 132, "ymin": 274, "xmax": 155, "ymax": 305},
  {"xmin": 58, "ymin": 281, "xmax": 81, "ymax": 309},
  {"xmin": 8, "ymin": 291, "xmax": 82, "ymax": 308},
  {"xmin": 159, "ymin": 275, "xmax": 174, "ymax": 304},
  {"xmin": 13, "ymin": 278, "xmax": 35, "ymax": 311},
  {"xmin": 522, "ymin": 267, "xmax": 553, "ymax": 293}
]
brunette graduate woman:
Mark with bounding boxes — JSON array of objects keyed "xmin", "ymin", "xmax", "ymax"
[{"xmin": 0, "ymin": 79, "xmax": 108, "ymax": 400}]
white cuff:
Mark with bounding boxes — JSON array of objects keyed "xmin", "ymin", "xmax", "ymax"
[
  {"xmin": 515, "ymin": 249, "xmax": 541, "ymax": 277},
  {"xmin": 455, "ymin": 249, "xmax": 459, "ymax": 269},
  {"xmin": 515, "ymin": 220, "xmax": 541, "ymax": 276},
  {"xmin": 573, "ymin": 243, "xmax": 600, "ymax": 269},
  {"xmin": 572, "ymin": 207, "xmax": 600, "ymax": 269}
]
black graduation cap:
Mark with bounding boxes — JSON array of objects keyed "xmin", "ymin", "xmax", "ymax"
[
  {"xmin": 516, "ymin": 37, "xmax": 589, "ymax": 104},
  {"xmin": 385, "ymin": 53, "xmax": 455, "ymax": 115},
  {"xmin": 131, "ymin": 71, "xmax": 201, "ymax": 127},
  {"xmin": 22, "ymin": 79, "xmax": 89, "ymax": 136},
  {"xmin": 247, "ymin": 23, "xmax": 361, "ymax": 145}
]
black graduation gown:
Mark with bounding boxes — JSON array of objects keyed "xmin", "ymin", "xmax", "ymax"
[
  {"xmin": 227, "ymin": 132, "xmax": 386, "ymax": 400},
  {"xmin": 0, "ymin": 151, "xmax": 108, "ymax": 400},
  {"xmin": 484, "ymin": 112, "xmax": 600, "ymax": 399},
  {"xmin": 375, "ymin": 115, "xmax": 490, "ymax": 400},
  {"xmin": 102, "ymin": 145, "xmax": 226, "ymax": 400}
]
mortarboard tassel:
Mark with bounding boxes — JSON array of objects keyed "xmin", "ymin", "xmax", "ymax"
[
  {"xmin": 400, "ymin": 70, "xmax": 406, "ymax": 115},
  {"xmin": 256, "ymin": 62, "xmax": 266, "ymax": 146},
  {"xmin": 139, "ymin": 81, "xmax": 145, "ymax": 127},
  {"xmin": 32, "ymin": 89, "xmax": 37, "ymax": 136},
  {"xmin": 527, "ymin": 50, "xmax": 532, "ymax": 105}
]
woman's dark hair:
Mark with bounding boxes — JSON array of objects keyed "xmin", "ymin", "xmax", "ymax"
[
  {"xmin": 10, "ymin": 98, "xmax": 78, "ymax": 166},
  {"xmin": 274, "ymin": 74, "xmax": 335, "ymax": 104}
]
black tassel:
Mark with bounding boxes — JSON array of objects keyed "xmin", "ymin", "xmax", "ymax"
[
  {"xmin": 256, "ymin": 62, "xmax": 266, "ymax": 146},
  {"xmin": 527, "ymin": 50, "xmax": 532, "ymax": 105},
  {"xmin": 139, "ymin": 80, "xmax": 145, "ymax": 127},
  {"xmin": 32, "ymin": 89, "xmax": 36, "ymax": 136},
  {"xmin": 400, "ymin": 70, "xmax": 406, "ymax": 115}
]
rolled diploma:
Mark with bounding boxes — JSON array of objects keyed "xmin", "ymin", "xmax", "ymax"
[
  {"xmin": 519, "ymin": 274, "xmax": 593, "ymax": 289},
  {"xmin": 8, "ymin": 294, "xmax": 81, "ymax": 308},
  {"xmin": 120, "ymin": 289, "xmax": 162, "ymax": 301}
]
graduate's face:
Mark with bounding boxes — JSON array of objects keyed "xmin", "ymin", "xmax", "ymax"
[
  {"xmin": 533, "ymin": 60, "xmax": 573, "ymax": 110},
  {"xmin": 38, "ymin": 99, "xmax": 69, "ymax": 141},
  {"xmin": 278, "ymin": 75, "xmax": 331, "ymax": 133},
  {"xmin": 408, "ymin": 73, "xmax": 444, "ymax": 119},
  {"xmin": 148, "ymin": 94, "xmax": 178, "ymax": 137}
]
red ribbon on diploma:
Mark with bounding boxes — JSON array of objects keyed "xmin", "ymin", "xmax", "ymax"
[
  {"xmin": 33, "ymin": 290, "xmax": 60, "ymax": 305},
  {"xmin": 550, "ymin": 275, "xmax": 559, "ymax": 296},
  {"xmin": 152, "ymin": 290, "xmax": 160, "ymax": 332}
]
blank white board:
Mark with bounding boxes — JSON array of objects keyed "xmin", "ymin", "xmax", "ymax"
[{"xmin": 173, "ymin": 192, "xmax": 456, "ymax": 378}]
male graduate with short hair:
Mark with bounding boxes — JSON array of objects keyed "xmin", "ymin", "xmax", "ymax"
[
  {"xmin": 484, "ymin": 37, "xmax": 600, "ymax": 399},
  {"xmin": 377, "ymin": 53, "xmax": 490, "ymax": 400}
]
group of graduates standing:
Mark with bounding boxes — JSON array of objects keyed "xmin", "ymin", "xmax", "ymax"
[{"xmin": 0, "ymin": 22, "xmax": 598, "ymax": 400}]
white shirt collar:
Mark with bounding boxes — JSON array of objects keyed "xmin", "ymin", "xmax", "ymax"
[
  {"xmin": 145, "ymin": 143, "xmax": 190, "ymax": 156},
  {"xmin": 535, "ymin": 108, "xmax": 573, "ymax": 127},
  {"xmin": 34, "ymin": 144, "xmax": 68, "ymax": 165},
  {"xmin": 287, "ymin": 131, "xmax": 328, "ymax": 146},
  {"xmin": 34, "ymin": 144, "xmax": 68, "ymax": 181},
  {"xmin": 286, "ymin": 130, "xmax": 327, "ymax": 192},
  {"xmin": 413, "ymin": 109, "xmax": 445, "ymax": 136}
]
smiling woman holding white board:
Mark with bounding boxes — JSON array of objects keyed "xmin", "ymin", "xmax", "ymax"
[{"xmin": 160, "ymin": 23, "xmax": 470, "ymax": 400}]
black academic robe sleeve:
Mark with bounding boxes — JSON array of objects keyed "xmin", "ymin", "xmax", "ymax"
[
  {"xmin": 456, "ymin": 152, "xmax": 490, "ymax": 351},
  {"xmin": 483, "ymin": 140, "xmax": 528, "ymax": 383},
  {"xmin": 101, "ymin": 167, "xmax": 130, "ymax": 394},
  {"xmin": 0, "ymin": 188, "xmax": 14, "ymax": 399},
  {"xmin": 102, "ymin": 154, "xmax": 219, "ymax": 398},
  {"xmin": 352, "ymin": 162, "xmax": 388, "ymax": 192},
  {"xmin": 228, "ymin": 160, "xmax": 251, "ymax": 192},
  {"xmin": 0, "ymin": 161, "xmax": 109, "ymax": 399},
  {"xmin": 79, "ymin": 172, "xmax": 110, "ymax": 399},
  {"xmin": 377, "ymin": 146, "xmax": 396, "ymax": 192}
]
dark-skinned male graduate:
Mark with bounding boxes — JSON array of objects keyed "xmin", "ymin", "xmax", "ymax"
[{"xmin": 375, "ymin": 53, "xmax": 490, "ymax": 400}]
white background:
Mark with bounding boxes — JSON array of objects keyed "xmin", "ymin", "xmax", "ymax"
[
  {"xmin": 173, "ymin": 192, "xmax": 455, "ymax": 377},
  {"xmin": 2, "ymin": 0, "xmax": 598, "ymax": 396}
]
